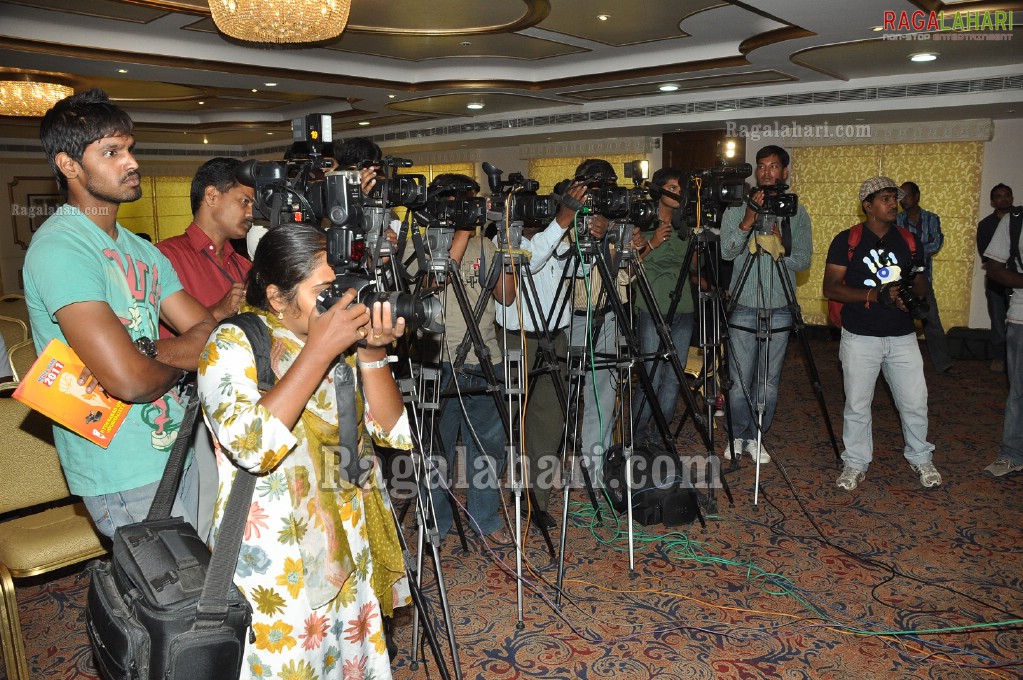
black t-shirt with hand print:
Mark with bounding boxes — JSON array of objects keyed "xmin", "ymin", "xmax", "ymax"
[{"xmin": 826, "ymin": 224, "xmax": 925, "ymax": 337}]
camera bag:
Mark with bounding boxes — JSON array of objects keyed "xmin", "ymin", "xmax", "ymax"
[
  {"xmin": 828, "ymin": 223, "xmax": 917, "ymax": 328},
  {"xmin": 85, "ymin": 381, "xmax": 256, "ymax": 680}
]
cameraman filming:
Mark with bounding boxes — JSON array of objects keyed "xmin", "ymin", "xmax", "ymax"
[
  {"xmin": 720, "ymin": 145, "xmax": 812, "ymax": 464},
  {"xmin": 823, "ymin": 176, "xmax": 941, "ymax": 491}
]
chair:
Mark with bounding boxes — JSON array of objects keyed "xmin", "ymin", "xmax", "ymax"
[
  {"xmin": 0, "ymin": 296, "xmax": 28, "ymax": 329},
  {"xmin": 6, "ymin": 340, "xmax": 37, "ymax": 384},
  {"xmin": 0, "ymin": 399, "xmax": 107, "ymax": 680}
]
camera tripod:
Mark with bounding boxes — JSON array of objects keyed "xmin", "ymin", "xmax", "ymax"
[{"xmin": 722, "ymin": 214, "xmax": 841, "ymax": 503}]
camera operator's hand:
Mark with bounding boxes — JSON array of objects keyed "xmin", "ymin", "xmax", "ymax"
[
  {"xmin": 630, "ymin": 226, "xmax": 648, "ymax": 252},
  {"xmin": 308, "ymin": 288, "xmax": 371, "ymax": 358},
  {"xmin": 360, "ymin": 166, "xmax": 379, "ymax": 197},
  {"xmin": 649, "ymin": 221, "xmax": 673, "ymax": 249},
  {"xmin": 587, "ymin": 214, "xmax": 610, "ymax": 239},
  {"xmin": 740, "ymin": 188, "xmax": 765, "ymax": 231},
  {"xmin": 365, "ymin": 300, "xmax": 406, "ymax": 347},
  {"xmin": 555, "ymin": 182, "xmax": 587, "ymax": 229},
  {"xmin": 876, "ymin": 282, "xmax": 908, "ymax": 312}
]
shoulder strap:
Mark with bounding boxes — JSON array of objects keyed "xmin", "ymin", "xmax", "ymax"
[
  {"xmin": 225, "ymin": 311, "xmax": 277, "ymax": 391},
  {"xmin": 1009, "ymin": 207, "xmax": 1023, "ymax": 272},
  {"xmin": 146, "ymin": 382, "xmax": 201, "ymax": 521},
  {"xmin": 895, "ymin": 226, "xmax": 918, "ymax": 258},
  {"xmin": 846, "ymin": 223, "xmax": 863, "ymax": 261}
]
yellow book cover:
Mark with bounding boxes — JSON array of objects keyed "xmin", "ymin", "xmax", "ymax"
[{"xmin": 13, "ymin": 338, "xmax": 131, "ymax": 448}]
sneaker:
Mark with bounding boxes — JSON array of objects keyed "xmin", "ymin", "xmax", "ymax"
[
  {"xmin": 713, "ymin": 394, "xmax": 725, "ymax": 417},
  {"xmin": 836, "ymin": 467, "xmax": 865, "ymax": 491},
  {"xmin": 723, "ymin": 438, "xmax": 743, "ymax": 460},
  {"xmin": 984, "ymin": 457, "xmax": 1023, "ymax": 477},
  {"xmin": 745, "ymin": 439, "xmax": 771, "ymax": 464},
  {"xmin": 991, "ymin": 359, "xmax": 1006, "ymax": 373},
  {"xmin": 911, "ymin": 462, "xmax": 942, "ymax": 488}
]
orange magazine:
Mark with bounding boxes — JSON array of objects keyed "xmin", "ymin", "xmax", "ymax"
[{"xmin": 13, "ymin": 338, "xmax": 131, "ymax": 448}]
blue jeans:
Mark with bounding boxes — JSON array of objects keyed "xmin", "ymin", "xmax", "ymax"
[
  {"xmin": 82, "ymin": 458, "xmax": 201, "ymax": 538},
  {"xmin": 429, "ymin": 362, "xmax": 507, "ymax": 538},
  {"xmin": 838, "ymin": 329, "xmax": 934, "ymax": 471},
  {"xmin": 726, "ymin": 304, "xmax": 791, "ymax": 441},
  {"xmin": 986, "ymin": 285, "xmax": 1011, "ymax": 361},
  {"xmin": 998, "ymin": 323, "xmax": 1023, "ymax": 464},
  {"xmin": 570, "ymin": 311, "xmax": 618, "ymax": 482},
  {"xmin": 633, "ymin": 309, "xmax": 695, "ymax": 441}
]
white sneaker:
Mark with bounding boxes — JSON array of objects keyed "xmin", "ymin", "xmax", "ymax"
[
  {"xmin": 745, "ymin": 439, "xmax": 771, "ymax": 463},
  {"xmin": 911, "ymin": 462, "xmax": 942, "ymax": 488},
  {"xmin": 836, "ymin": 467, "xmax": 866, "ymax": 491},
  {"xmin": 723, "ymin": 438, "xmax": 743, "ymax": 460}
]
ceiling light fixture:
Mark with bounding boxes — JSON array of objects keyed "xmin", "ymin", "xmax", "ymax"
[
  {"xmin": 117, "ymin": 69, "xmax": 129, "ymax": 74},
  {"xmin": 597, "ymin": 14, "xmax": 610, "ymax": 21},
  {"xmin": 358, "ymin": 121, "xmax": 370, "ymax": 126},
  {"xmin": 209, "ymin": 0, "xmax": 351, "ymax": 44},
  {"xmin": 388, "ymin": 94, "xmax": 396, "ymax": 99},
  {"xmin": 264, "ymin": 82, "xmax": 277, "ymax": 87},
  {"xmin": 910, "ymin": 52, "xmax": 938, "ymax": 62},
  {"xmin": 871, "ymin": 25, "xmax": 884, "ymax": 32},
  {"xmin": 0, "ymin": 79, "xmax": 74, "ymax": 117},
  {"xmin": 198, "ymin": 101, "xmax": 205, "ymax": 105},
  {"xmin": 659, "ymin": 83, "xmax": 680, "ymax": 92},
  {"xmin": 467, "ymin": 102, "xmax": 484, "ymax": 110},
  {"xmin": 203, "ymin": 135, "xmax": 209, "ymax": 144}
]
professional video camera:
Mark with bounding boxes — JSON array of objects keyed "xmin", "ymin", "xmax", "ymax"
[
  {"xmin": 677, "ymin": 162, "xmax": 752, "ymax": 229},
  {"xmin": 236, "ymin": 114, "xmax": 443, "ymax": 334},
  {"xmin": 878, "ymin": 265, "xmax": 930, "ymax": 320},
  {"xmin": 363, "ymin": 157, "xmax": 428, "ymax": 210},
  {"xmin": 423, "ymin": 182, "xmax": 487, "ymax": 231},
  {"xmin": 747, "ymin": 183, "xmax": 799, "ymax": 219},
  {"xmin": 569, "ymin": 162, "xmax": 658, "ymax": 228},
  {"xmin": 482, "ymin": 162, "xmax": 559, "ymax": 228}
]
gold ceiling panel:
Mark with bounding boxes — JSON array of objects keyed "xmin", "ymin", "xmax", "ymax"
[
  {"xmin": 538, "ymin": 0, "xmax": 723, "ymax": 46},
  {"xmin": 792, "ymin": 37, "xmax": 1023, "ymax": 81},
  {"xmin": 5, "ymin": 0, "xmax": 169, "ymax": 23},
  {"xmin": 562, "ymin": 70, "xmax": 795, "ymax": 101}
]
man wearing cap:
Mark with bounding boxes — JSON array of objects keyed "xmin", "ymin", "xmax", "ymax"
[{"xmin": 823, "ymin": 176, "xmax": 941, "ymax": 491}]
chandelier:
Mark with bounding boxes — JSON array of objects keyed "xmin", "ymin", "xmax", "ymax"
[
  {"xmin": 0, "ymin": 80, "xmax": 74, "ymax": 117},
  {"xmin": 209, "ymin": 0, "xmax": 352, "ymax": 44}
]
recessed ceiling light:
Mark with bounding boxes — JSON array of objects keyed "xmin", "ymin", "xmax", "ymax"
[
  {"xmin": 467, "ymin": 102, "xmax": 484, "ymax": 110},
  {"xmin": 267, "ymin": 132, "xmax": 273, "ymax": 135},
  {"xmin": 460, "ymin": 41, "xmax": 472, "ymax": 47},
  {"xmin": 597, "ymin": 14, "xmax": 610, "ymax": 21},
  {"xmin": 264, "ymin": 82, "xmax": 277, "ymax": 87},
  {"xmin": 117, "ymin": 68, "xmax": 128, "ymax": 74},
  {"xmin": 358, "ymin": 121, "xmax": 370, "ymax": 126},
  {"xmin": 659, "ymin": 84, "xmax": 680, "ymax": 92},
  {"xmin": 910, "ymin": 52, "xmax": 938, "ymax": 62},
  {"xmin": 198, "ymin": 101, "xmax": 205, "ymax": 105},
  {"xmin": 202, "ymin": 135, "xmax": 208, "ymax": 144},
  {"xmin": 388, "ymin": 94, "xmax": 396, "ymax": 99},
  {"xmin": 251, "ymin": 88, "xmax": 258, "ymax": 93},
  {"xmin": 871, "ymin": 25, "xmax": 884, "ymax": 32}
]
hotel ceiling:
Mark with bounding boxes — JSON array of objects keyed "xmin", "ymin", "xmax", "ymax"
[{"xmin": 0, "ymin": 0, "xmax": 1021, "ymax": 149}]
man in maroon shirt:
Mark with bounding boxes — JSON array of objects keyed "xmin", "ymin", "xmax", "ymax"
[{"xmin": 157, "ymin": 157, "xmax": 254, "ymax": 336}]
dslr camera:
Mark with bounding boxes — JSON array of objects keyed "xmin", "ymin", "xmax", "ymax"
[{"xmin": 878, "ymin": 265, "xmax": 930, "ymax": 320}]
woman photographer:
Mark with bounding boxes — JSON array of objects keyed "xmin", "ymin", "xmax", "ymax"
[{"xmin": 197, "ymin": 222, "xmax": 410, "ymax": 678}]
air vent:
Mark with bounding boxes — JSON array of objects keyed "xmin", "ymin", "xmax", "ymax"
[{"xmin": 906, "ymin": 83, "xmax": 938, "ymax": 97}]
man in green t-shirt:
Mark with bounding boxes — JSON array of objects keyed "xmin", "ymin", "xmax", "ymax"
[{"xmin": 25, "ymin": 89, "xmax": 216, "ymax": 537}]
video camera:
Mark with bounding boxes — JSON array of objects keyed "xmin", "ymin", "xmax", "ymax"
[
  {"xmin": 482, "ymin": 162, "xmax": 559, "ymax": 228},
  {"xmin": 236, "ymin": 114, "xmax": 443, "ymax": 334},
  {"xmin": 570, "ymin": 162, "xmax": 658, "ymax": 228},
  {"xmin": 747, "ymin": 183, "xmax": 798, "ymax": 218},
  {"xmin": 363, "ymin": 157, "xmax": 428, "ymax": 210},
  {"xmin": 676, "ymin": 163, "xmax": 752, "ymax": 230},
  {"xmin": 422, "ymin": 181, "xmax": 488, "ymax": 231}
]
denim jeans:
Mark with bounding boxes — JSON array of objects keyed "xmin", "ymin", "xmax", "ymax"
[
  {"xmin": 998, "ymin": 323, "xmax": 1023, "ymax": 464},
  {"xmin": 633, "ymin": 309, "xmax": 695, "ymax": 441},
  {"xmin": 726, "ymin": 304, "xmax": 791, "ymax": 442},
  {"xmin": 838, "ymin": 329, "xmax": 934, "ymax": 471},
  {"xmin": 919, "ymin": 289, "xmax": 953, "ymax": 373},
  {"xmin": 429, "ymin": 362, "xmax": 508, "ymax": 538},
  {"xmin": 82, "ymin": 457, "xmax": 201, "ymax": 538},
  {"xmin": 570, "ymin": 311, "xmax": 618, "ymax": 483},
  {"xmin": 986, "ymin": 285, "xmax": 1011, "ymax": 361}
]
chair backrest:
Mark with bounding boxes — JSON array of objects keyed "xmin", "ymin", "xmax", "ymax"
[
  {"xmin": 0, "ymin": 294, "xmax": 29, "ymax": 328},
  {"xmin": 0, "ymin": 315, "xmax": 28, "ymax": 351},
  {"xmin": 0, "ymin": 398, "xmax": 71, "ymax": 515},
  {"xmin": 8, "ymin": 339, "xmax": 37, "ymax": 382}
]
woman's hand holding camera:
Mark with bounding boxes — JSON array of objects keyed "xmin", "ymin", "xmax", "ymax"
[
  {"xmin": 363, "ymin": 300, "xmax": 406, "ymax": 348},
  {"xmin": 308, "ymin": 288, "xmax": 371, "ymax": 357}
]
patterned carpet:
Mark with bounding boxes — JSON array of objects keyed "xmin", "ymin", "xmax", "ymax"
[{"xmin": 6, "ymin": 336, "xmax": 1023, "ymax": 679}]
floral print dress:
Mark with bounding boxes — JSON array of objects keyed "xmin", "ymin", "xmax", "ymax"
[{"xmin": 198, "ymin": 311, "xmax": 412, "ymax": 680}]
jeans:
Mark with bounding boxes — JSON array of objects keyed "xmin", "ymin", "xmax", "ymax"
[
  {"xmin": 986, "ymin": 285, "xmax": 1011, "ymax": 361},
  {"xmin": 838, "ymin": 329, "xmax": 934, "ymax": 471},
  {"xmin": 998, "ymin": 323, "xmax": 1023, "ymax": 464},
  {"xmin": 570, "ymin": 311, "xmax": 618, "ymax": 483},
  {"xmin": 633, "ymin": 309, "xmax": 695, "ymax": 441},
  {"xmin": 82, "ymin": 457, "xmax": 201, "ymax": 538},
  {"xmin": 726, "ymin": 304, "xmax": 791, "ymax": 442},
  {"xmin": 919, "ymin": 288, "xmax": 953, "ymax": 373},
  {"xmin": 429, "ymin": 362, "xmax": 508, "ymax": 538}
]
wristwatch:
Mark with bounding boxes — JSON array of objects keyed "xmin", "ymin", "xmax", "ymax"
[{"xmin": 134, "ymin": 336, "xmax": 158, "ymax": 359}]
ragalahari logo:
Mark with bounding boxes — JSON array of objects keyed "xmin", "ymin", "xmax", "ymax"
[{"xmin": 882, "ymin": 10, "xmax": 1015, "ymax": 41}]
